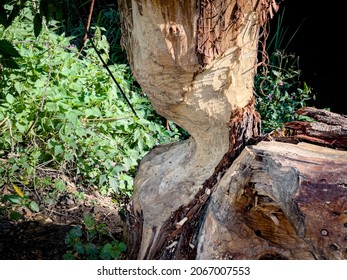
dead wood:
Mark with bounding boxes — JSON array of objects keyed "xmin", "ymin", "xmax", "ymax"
[
  {"xmin": 278, "ymin": 107, "xmax": 347, "ymax": 149},
  {"xmin": 198, "ymin": 141, "xmax": 347, "ymax": 260}
]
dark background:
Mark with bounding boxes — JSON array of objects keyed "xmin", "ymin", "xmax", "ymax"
[{"xmin": 271, "ymin": 0, "xmax": 346, "ymax": 114}]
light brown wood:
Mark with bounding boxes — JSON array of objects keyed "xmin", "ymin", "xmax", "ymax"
[
  {"xmin": 198, "ymin": 141, "xmax": 347, "ymax": 259},
  {"xmin": 118, "ymin": 0, "xmax": 267, "ymax": 259}
]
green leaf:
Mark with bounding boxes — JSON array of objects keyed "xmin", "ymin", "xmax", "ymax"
[
  {"xmin": 100, "ymin": 241, "xmax": 126, "ymax": 260},
  {"xmin": 64, "ymin": 151, "xmax": 74, "ymax": 161},
  {"xmin": 0, "ymin": 40, "xmax": 21, "ymax": 57},
  {"xmin": 85, "ymin": 243, "xmax": 99, "ymax": 256},
  {"xmin": 66, "ymin": 110, "xmax": 82, "ymax": 126},
  {"xmin": 15, "ymin": 122, "xmax": 26, "ymax": 133},
  {"xmin": 69, "ymin": 226, "xmax": 83, "ymax": 239},
  {"xmin": 34, "ymin": 13, "xmax": 43, "ymax": 37},
  {"xmin": 29, "ymin": 201, "xmax": 40, "ymax": 212},
  {"xmin": 85, "ymin": 108, "xmax": 102, "ymax": 117},
  {"xmin": 83, "ymin": 213, "xmax": 95, "ymax": 229},
  {"xmin": 6, "ymin": 4, "xmax": 21, "ymax": 27},
  {"xmin": 7, "ymin": 195, "xmax": 23, "ymax": 205},
  {"xmin": 100, "ymin": 243, "xmax": 112, "ymax": 260},
  {"xmin": 10, "ymin": 211, "xmax": 22, "ymax": 221},
  {"xmin": 54, "ymin": 179, "xmax": 66, "ymax": 192},
  {"xmin": 5, "ymin": 94, "xmax": 15, "ymax": 104},
  {"xmin": 133, "ymin": 129, "xmax": 141, "ymax": 141},
  {"xmin": 54, "ymin": 145, "xmax": 64, "ymax": 156},
  {"xmin": 73, "ymin": 241, "xmax": 85, "ymax": 255},
  {"xmin": 63, "ymin": 252, "xmax": 76, "ymax": 260},
  {"xmin": 99, "ymin": 174, "xmax": 107, "ymax": 186}
]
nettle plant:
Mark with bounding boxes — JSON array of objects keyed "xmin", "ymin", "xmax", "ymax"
[
  {"xmin": 0, "ymin": 7, "xmax": 183, "ymax": 200},
  {"xmin": 64, "ymin": 213, "xmax": 126, "ymax": 260},
  {"xmin": 254, "ymin": 50, "xmax": 315, "ymax": 133}
]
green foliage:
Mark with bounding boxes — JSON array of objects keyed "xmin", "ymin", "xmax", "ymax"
[
  {"xmin": 254, "ymin": 51, "xmax": 315, "ymax": 133},
  {"xmin": 56, "ymin": 1, "xmax": 127, "ymax": 64},
  {"xmin": 0, "ymin": 7, "xmax": 183, "ymax": 199},
  {"xmin": 0, "ymin": 183, "xmax": 40, "ymax": 220},
  {"xmin": 0, "ymin": 0, "xmax": 62, "ymax": 36},
  {"xmin": 63, "ymin": 213, "xmax": 126, "ymax": 260}
]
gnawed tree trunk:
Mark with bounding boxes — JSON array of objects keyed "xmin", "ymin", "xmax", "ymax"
[
  {"xmin": 117, "ymin": 0, "xmax": 343, "ymax": 260},
  {"xmin": 118, "ymin": 0, "xmax": 347, "ymax": 259},
  {"xmin": 196, "ymin": 108, "xmax": 347, "ymax": 259},
  {"xmin": 118, "ymin": 0, "xmax": 274, "ymax": 259}
]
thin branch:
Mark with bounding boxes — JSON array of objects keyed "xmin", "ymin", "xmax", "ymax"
[
  {"xmin": 81, "ymin": 116, "xmax": 132, "ymax": 123},
  {"xmin": 81, "ymin": 0, "xmax": 95, "ymax": 47}
]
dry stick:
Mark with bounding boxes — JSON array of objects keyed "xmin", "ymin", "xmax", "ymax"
[
  {"xmin": 0, "ymin": 116, "xmax": 9, "ymax": 128},
  {"xmin": 81, "ymin": 0, "xmax": 95, "ymax": 47},
  {"xmin": 7, "ymin": 119, "xmax": 14, "ymax": 153},
  {"xmin": 81, "ymin": 116, "xmax": 132, "ymax": 123}
]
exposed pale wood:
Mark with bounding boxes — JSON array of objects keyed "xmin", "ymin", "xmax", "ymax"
[{"xmin": 118, "ymin": 0, "xmax": 266, "ymax": 259}]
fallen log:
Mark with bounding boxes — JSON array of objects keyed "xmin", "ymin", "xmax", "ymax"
[{"xmin": 276, "ymin": 107, "xmax": 347, "ymax": 149}]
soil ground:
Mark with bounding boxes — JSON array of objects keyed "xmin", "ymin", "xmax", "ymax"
[{"xmin": 0, "ymin": 173, "xmax": 126, "ymax": 260}]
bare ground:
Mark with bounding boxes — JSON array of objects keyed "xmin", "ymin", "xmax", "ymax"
[{"xmin": 0, "ymin": 174, "xmax": 126, "ymax": 260}]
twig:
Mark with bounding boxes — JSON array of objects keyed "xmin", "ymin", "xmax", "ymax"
[
  {"xmin": 81, "ymin": 115, "xmax": 132, "ymax": 123},
  {"xmin": 0, "ymin": 116, "xmax": 9, "ymax": 127},
  {"xmin": 81, "ymin": 0, "xmax": 95, "ymax": 47},
  {"xmin": 8, "ymin": 119, "xmax": 14, "ymax": 153}
]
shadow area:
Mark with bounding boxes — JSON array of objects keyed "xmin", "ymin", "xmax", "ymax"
[{"xmin": 0, "ymin": 219, "xmax": 73, "ymax": 260}]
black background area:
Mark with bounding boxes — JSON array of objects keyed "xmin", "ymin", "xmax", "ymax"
[{"xmin": 268, "ymin": 0, "xmax": 347, "ymax": 114}]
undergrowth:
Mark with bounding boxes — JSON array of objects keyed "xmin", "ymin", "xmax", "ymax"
[{"xmin": 0, "ymin": 6, "xmax": 183, "ymax": 217}]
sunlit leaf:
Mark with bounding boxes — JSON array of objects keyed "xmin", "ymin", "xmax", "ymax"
[{"xmin": 29, "ymin": 201, "xmax": 40, "ymax": 212}]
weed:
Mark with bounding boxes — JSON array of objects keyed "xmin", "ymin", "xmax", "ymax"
[{"xmin": 63, "ymin": 213, "xmax": 126, "ymax": 260}]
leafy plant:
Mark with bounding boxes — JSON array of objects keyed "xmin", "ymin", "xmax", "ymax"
[
  {"xmin": 254, "ymin": 51, "xmax": 314, "ymax": 133},
  {"xmin": 0, "ymin": 6, "xmax": 183, "ymax": 200},
  {"xmin": 0, "ymin": 183, "xmax": 40, "ymax": 220},
  {"xmin": 63, "ymin": 213, "xmax": 126, "ymax": 260}
]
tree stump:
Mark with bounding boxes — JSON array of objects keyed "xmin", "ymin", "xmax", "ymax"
[{"xmin": 198, "ymin": 141, "xmax": 347, "ymax": 260}]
